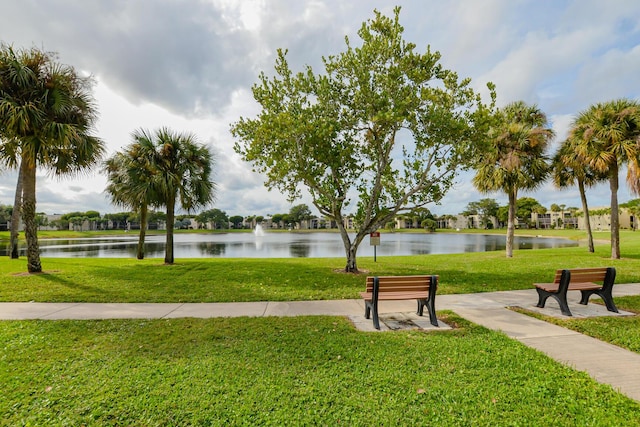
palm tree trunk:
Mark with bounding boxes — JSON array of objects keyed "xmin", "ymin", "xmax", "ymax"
[
  {"xmin": 609, "ymin": 169, "xmax": 620, "ymax": 259},
  {"xmin": 506, "ymin": 188, "xmax": 517, "ymax": 258},
  {"xmin": 137, "ymin": 203, "xmax": 148, "ymax": 260},
  {"xmin": 9, "ymin": 161, "xmax": 24, "ymax": 259},
  {"xmin": 577, "ymin": 179, "xmax": 594, "ymax": 252},
  {"xmin": 21, "ymin": 159, "xmax": 42, "ymax": 273},
  {"xmin": 165, "ymin": 198, "xmax": 175, "ymax": 264}
]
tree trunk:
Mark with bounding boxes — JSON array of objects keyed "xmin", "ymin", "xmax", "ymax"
[
  {"xmin": 9, "ymin": 161, "xmax": 24, "ymax": 259},
  {"xmin": 335, "ymin": 218, "xmax": 359, "ymax": 273},
  {"xmin": 609, "ymin": 169, "xmax": 620, "ymax": 259},
  {"xmin": 337, "ymin": 224, "xmax": 356, "ymax": 272},
  {"xmin": 344, "ymin": 230, "xmax": 369, "ymax": 273},
  {"xmin": 506, "ymin": 188, "xmax": 517, "ymax": 258},
  {"xmin": 578, "ymin": 179, "xmax": 594, "ymax": 253},
  {"xmin": 165, "ymin": 198, "xmax": 175, "ymax": 264},
  {"xmin": 21, "ymin": 160, "xmax": 42, "ymax": 273},
  {"xmin": 137, "ymin": 203, "xmax": 148, "ymax": 260},
  {"xmin": 345, "ymin": 244, "xmax": 358, "ymax": 273}
]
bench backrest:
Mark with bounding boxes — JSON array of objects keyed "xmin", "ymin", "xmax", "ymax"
[
  {"xmin": 554, "ymin": 267, "xmax": 616, "ymax": 292},
  {"xmin": 365, "ymin": 275, "xmax": 437, "ymax": 293}
]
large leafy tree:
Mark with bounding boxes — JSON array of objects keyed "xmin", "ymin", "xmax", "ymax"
[
  {"xmin": 516, "ymin": 197, "xmax": 545, "ymax": 222},
  {"xmin": 196, "ymin": 208, "xmax": 229, "ymax": 229},
  {"xmin": 229, "ymin": 215, "xmax": 244, "ymax": 229},
  {"xmin": 465, "ymin": 198, "xmax": 500, "ymax": 229},
  {"xmin": 289, "ymin": 204, "xmax": 313, "ymax": 228},
  {"xmin": 473, "ymin": 101, "xmax": 554, "ymax": 257},
  {"xmin": 571, "ymin": 99, "xmax": 640, "ymax": 259},
  {"xmin": 0, "ymin": 44, "xmax": 104, "ymax": 272},
  {"xmin": 552, "ymin": 135, "xmax": 607, "ymax": 252},
  {"xmin": 231, "ymin": 8, "xmax": 492, "ymax": 272},
  {"xmin": 137, "ymin": 127, "xmax": 215, "ymax": 264}
]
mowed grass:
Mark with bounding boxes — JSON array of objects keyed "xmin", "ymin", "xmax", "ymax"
[
  {"xmin": 2, "ymin": 315, "xmax": 640, "ymax": 426},
  {"xmin": 521, "ymin": 295, "xmax": 640, "ymax": 355},
  {"xmin": 2, "ymin": 229, "xmax": 640, "ymax": 425},
  {"xmin": 1, "ymin": 229, "xmax": 640, "ymax": 302}
]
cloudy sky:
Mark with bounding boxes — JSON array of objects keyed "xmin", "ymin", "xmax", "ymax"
[{"xmin": 1, "ymin": 0, "xmax": 640, "ymax": 218}]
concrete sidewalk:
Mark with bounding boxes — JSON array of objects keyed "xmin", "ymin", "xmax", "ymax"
[{"xmin": 2, "ymin": 283, "xmax": 640, "ymax": 401}]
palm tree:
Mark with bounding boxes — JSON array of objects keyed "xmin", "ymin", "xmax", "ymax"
[
  {"xmin": 104, "ymin": 130, "xmax": 160, "ymax": 259},
  {"xmin": 571, "ymin": 99, "xmax": 640, "ymax": 259},
  {"xmin": 141, "ymin": 127, "xmax": 215, "ymax": 264},
  {"xmin": 552, "ymin": 136, "xmax": 607, "ymax": 252},
  {"xmin": 0, "ymin": 45, "xmax": 104, "ymax": 272},
  {"xmin": 473, "ymin": 101, "xmax": 554, "ymax": 257}
]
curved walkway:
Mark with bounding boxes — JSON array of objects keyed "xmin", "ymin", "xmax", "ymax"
[{"xmin": 2, "ymin": 284, "xmax": 640, "ymax": 402}]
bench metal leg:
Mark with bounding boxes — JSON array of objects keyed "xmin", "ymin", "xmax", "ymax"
[
  {"xmin": 364, "ymin": 300, "xmax": 381, "ymax": 329},
  {"xmin": 552, "ymin": 294, "xmax": 573, "ymax": 317},
  {"xmin": 580, "ymin": 290, "xmax": 619, "ymax": 313},
  {"xmin": 536, "ymin": 288, "xmax": 572, "ymax": 316},
  {"xmin": 426, "ymin": 298, "xmax": 438, "ymax": 327},
  {"xmin": 363, "ymin": 300, "xmax": 381, "ymax": 329},
  {"xmin": 371, "ymin": 300, "xmax": 380, "ymax": 330},
  {"xmin": 417, "ymin": 299, "xmax": 439, "ymax": 327},
  {"xmin": 536, "ymin": 288, "xmax": 549, "ymax": 308}
]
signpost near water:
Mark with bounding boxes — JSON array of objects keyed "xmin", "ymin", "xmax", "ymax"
[{"xmin": 370, "ymin": 232, "xmax": 380, "ymax": 262}]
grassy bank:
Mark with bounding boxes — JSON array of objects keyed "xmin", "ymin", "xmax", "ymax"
[
  {"xmin": 2, "ymin": 314, "xmax": 639, "ymax": 426},
  {"xmin": 2, "ymin": 230, "xmax": 640, "ymax": 302}
]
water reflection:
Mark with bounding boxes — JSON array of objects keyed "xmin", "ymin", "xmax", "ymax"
[
  {"xmin": 290, "ymin": 243, "xmax": 311, "ymax": 258},
  {"xmin": 1, "ymin": 232, "xmax": 577, "ymax": 259},
  {"xmin": 197, "ymin": 242, "xmax": 227, "ymax": 256}
]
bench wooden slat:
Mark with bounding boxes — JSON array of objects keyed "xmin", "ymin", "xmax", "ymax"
[
  {"xmin": 361, "ymin": 275, "xmax": 438, "ymax": 329},
  {"xmin": 360, "ymin": 291, "xmax": 431, "ymax": 300},
  {"xmin": 552, "ymin": 268, "xmax": 607, "ymax": 284},
  {"xmin": 535, "ymin": 282, "xmax": 603, "ymax": 292}
]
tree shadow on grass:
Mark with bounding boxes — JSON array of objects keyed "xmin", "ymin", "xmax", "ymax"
[{"xmin": 37, "ymin": 271, "xmax": 113, "ymax": 298}]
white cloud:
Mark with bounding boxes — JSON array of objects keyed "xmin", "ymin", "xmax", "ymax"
[{"xmin": 2, "ymin": 0, "xmax": 640, "ymax": 218}]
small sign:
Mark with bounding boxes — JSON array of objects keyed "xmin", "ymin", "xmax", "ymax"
[{"xmin": 370, "ymin": 231, "xmax": 380, "ymax": 246}]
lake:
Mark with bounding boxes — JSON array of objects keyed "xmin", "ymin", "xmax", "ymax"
[{"xmin": 2, "ymin": 232, "xmax": 578, "ymax": 258}]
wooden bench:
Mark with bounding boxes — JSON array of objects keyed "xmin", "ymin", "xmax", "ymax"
[
  {"xmin": 360, "ymin": 275, "xmax": 438, "ymax": 330},
  {"xmin": 534, "ymin": 267, "xmax": 618, "ymax": 317}
]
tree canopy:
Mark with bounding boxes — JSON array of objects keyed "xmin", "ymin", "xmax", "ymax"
[
  {"xmin": 137, "ymin": 128, "xmax": 215, "ymax": 264},
  {"xmin": 465, "ymin": 198, "xmax": 499, "ymax": 228},
  {"xmin": 196, "ymin": 209, "xmax": 229, "ymax": 229},
  {"xmin": 552, "ymin": 134, "xmax": 607, "ymax": 251},
  {"xmin": 571, "ymin": 98, "xmax": 640, "ymax": 259},
  {"xmin": 289, "ymin": 204, "xmax": 313, "ymax": 228},
  {"xmin": 0, "ymin": 44, "xmax": 104, "ymax": 271},
  {"xmin": 229, "ymin": 215, "xmax": 244, "ymax": 229},
  {"xmin": 473, "ymin": 101, "xmax": 553, "ymax": 257},
  {"xmin": 231, "ymin": 7, "xmax": 493, "ymax": 272}
]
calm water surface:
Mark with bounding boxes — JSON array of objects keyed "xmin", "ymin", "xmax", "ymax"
[{"xmin": 3, "ymin": 232, "xmax": 578, "ymax": 258}]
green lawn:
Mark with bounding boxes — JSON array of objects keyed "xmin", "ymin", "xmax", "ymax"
[
  {"xmin": 521, "ymin": 295, "xmax": 640, "ymax": 355},
  {"xmin": 2, "ymin": 229, "xmax": 640, "ymax": 425},
  {"xmin": 2, "ymin": 315, "xmax": 639, "ymax": 426},
  {"xmin": 1, "ymin": 230, "xmax": 639, "ymax": 302}
]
